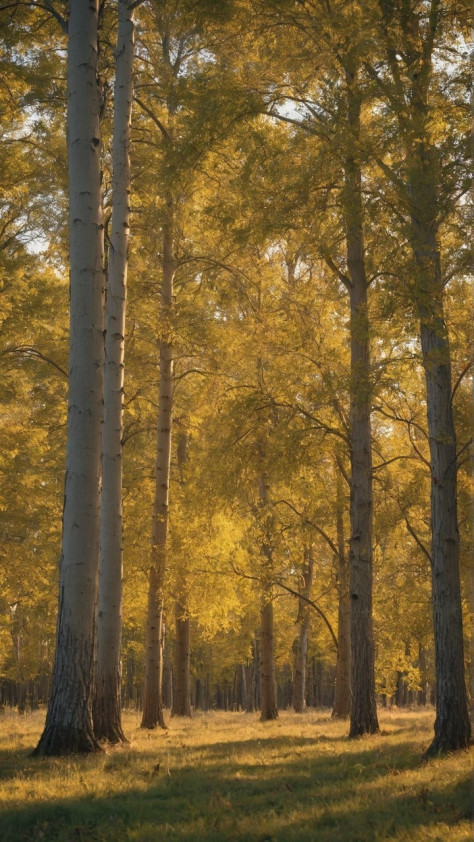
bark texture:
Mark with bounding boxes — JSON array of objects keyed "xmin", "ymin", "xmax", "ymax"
[
  {"xmin": 344, "ymin": 57, "xmax": 379, "ymax": 738},
  {"xmin": 141, "ymin": 197, "xmax": 174, "ymax": 730},
  {"xmin": 409, "ymin": 171, "xmax": 470, "ymax": 754},
  {"xmin": 93, "ymin": 0, "xmax": 134, "ymax": 745},
  {"xmin": 33, "ymin": 0, "xmax": 104, "ymax": 755},
  {"xmin": 379, "ymin": 1, "xmax": 471, "ymax": 754}
]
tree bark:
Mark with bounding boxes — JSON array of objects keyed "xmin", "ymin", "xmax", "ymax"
[
  {"xmin": 332, "ymin": 460, "xmax": 351, "ymax": 718},
  {"xmin": 141, "ymin": 196, "xmax": 174, "ymax": 730},
  {"xmin": 93, "ymin": 0, "xmax": 135, "ymax": 745},
  {"xmin": 409, "ymin": 163, "xmax": 470, "ymax": 753},
  {"xmin": 344, "ymin": 57, "xmax": 379, "ymax": 738},
  {"xmin": 33, "ymin": 0, "xmax": 104, "ymax": 755},
  {"xmin": 376, "ymin": 0, "xmax": 471, "ymax": 756},
  {"xmin": 293, "ymin": 547, "xmax": 313, "ymax": 712}
]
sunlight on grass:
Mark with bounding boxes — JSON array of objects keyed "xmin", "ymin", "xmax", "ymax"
[{"xmin": 0, "ymin": 708, "xmax": 471, "ymax": 841}]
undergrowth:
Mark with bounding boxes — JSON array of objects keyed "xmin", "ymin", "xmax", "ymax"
[{"xmin": 0, "ymin": 708, "xmax": 471, "ymax": 841}]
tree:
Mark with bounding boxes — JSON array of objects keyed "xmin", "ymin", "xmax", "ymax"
[
  {"xmin": 369, "ymin": 0, "xmax": 471, "ymax": 753},
  {"xmin": 332, "ymin": 454, "xmax": 351, "ymax": 718},
  {"xmin": 292, "ymin": 546, "xmax": 314, "ymax": 713},
  {"xmin": 342, "ymin": 49, "xmax": 379, "ymax": 738},
  {"xmin": 33, "ymin": 0, "xmax": 104, "ymax": 755},
  {"xmin": 171, "ymin": 430, "xmax": 192, "ymax": 717},
  {"xmin": 93, "ymin": 0, "xmax": 137, "ymax": 744}
]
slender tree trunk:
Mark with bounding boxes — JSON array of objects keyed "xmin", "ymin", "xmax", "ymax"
[
  {"xmin": 172, "ymin": 598, "xmax": 192, "ymax": 717},
  {"xmin": 344, "ymin": 57, "xmax": 379, "ymax": 738},
  {"xmin": 141, "ymin": 197, "xmax": 174, "ymax": 730},
  {"xmin": 33, "ymin": 0, "xmax": 104, "ymax": 755},
  {"xmin": 376, "ymin": 0, "xmax": 471, "ymax": 755},
  {"xmin": 408, "ymin": 158, "xmax": 470, "ymax": 754},
  {"xmin": 293, "ymin": 547, "xmax": 314, "ymax": 713},
  {"xmin": 260, "ymin": 596, "xmax": 278, "ymax": 721},
  {"xmin": 418, "ymin": 642, "xmax": 427, "ymax": 706},
  {"xmin": 258, "ymin": 464, "xmax": 278, "ymax": 722},
  {"xmin": 332, "ymin": 461, "xmax": 351, "ymax": 718},
  {"xmin": 171, "ymin": 431, "xmax": 192, "ymax": 716},
  {"xmin": 93, "ymin": 0, "xmax": 135, "ymax": 745}
]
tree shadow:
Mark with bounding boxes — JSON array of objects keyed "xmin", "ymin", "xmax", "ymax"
[{"xmin": 0, "ymin": 735, "xmax": 469, "ymax": 841}]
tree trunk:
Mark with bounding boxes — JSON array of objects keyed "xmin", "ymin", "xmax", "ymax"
[
  {"xmin": 171, "ymin": 431, "xmax": 192, "ymax": 717},
  {"xmin": 93, "ymin": 0, "xmax": 135, "ymax": 745},
  {"xmin": 141, "ymin": 196, "xmax": 174, "ymax": 730},
  {"xmin": 293, "ymin": 547, "xmax": 314, "ymax": 713},
  {"xmin": 332, "ymin": 461, "xmax": 351, "ymax": 718},
  {"xmin": 32, "ymin": 0, "xmax": 104, "ymax": 756},
  {"xmin": 344, "ymin": 57, "xmax": 379, "ymax": 738},
  {"xmin": 172, "ymin": 599, "xmax": 192, "ymax": 717},
  {"xmin": 408, "ymin": 164, "xmax": 470, "ymax": 753},
  {"xmin": 260, "ymin": 596, "xmax": 278, "ymax": 721},
  {"xmin": 418, "ymin": 642, "xmax": 427, "ymax": 706},
  {"xmin": 377, "ymin": 0, "xmax": 470, "ymax": 756},
  {"xmin": 257, "ymin": 461, "xmax": 278, "ymax": 722}
]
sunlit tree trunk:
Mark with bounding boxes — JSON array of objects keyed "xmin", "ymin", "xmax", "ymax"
[
  {"xmin": 93, "ymin": 0, "xmax": 135, "ymax": 745},
  {"xmin": 293, "ymin": 547, "xmax": 313, "ymax": 713},
  {"xmin": 344, "ymin": 56, "xmax": 379, "ymax": 738},
  {"xmin": 332, "ymin": 460, "xmax": 351, "ymax": 718},
  {"xmin": 33, "ymin": 0, "xmax": 104, "ymax": 755},
  {"xmin": 376, "ymin": 0, "xmax": 471, "ymax": 754},
  {"xmin": 141, "ymin": 196, "xmax": 174, "ymax": 730},
  {"xmin": 408, "ymin": 158, "xmax": 470, "ymax": 753}
]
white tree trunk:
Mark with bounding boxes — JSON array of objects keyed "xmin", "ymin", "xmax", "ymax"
[
  {"xmin": 93, "ymin": 0, "xmax": 135, "ymax": 744},
  {"xmin": 33, "ymin": 0, "xmax": 104, "ymax": 755},
  {"xmin": 344, "ymin": 56, "xmax": 379, "ymax": 739}
]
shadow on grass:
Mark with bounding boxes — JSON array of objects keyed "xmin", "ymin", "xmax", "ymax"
[{"xmin": 0, "ymin": 736, "xmax": 470, "ymax": 842}]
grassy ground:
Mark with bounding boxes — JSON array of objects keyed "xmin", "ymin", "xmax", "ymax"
[{"xmin": 0, "ymin": 707, "xmax": 471, "ymax": 841}]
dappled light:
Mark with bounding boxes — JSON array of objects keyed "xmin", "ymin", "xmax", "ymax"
[
  {"xmin": 0, "ymin": 2, "xmax": 470, "ymax": 836},
  {"xmin": 0, "ymin": 710, "xmax": 471, "ymax": 841}
]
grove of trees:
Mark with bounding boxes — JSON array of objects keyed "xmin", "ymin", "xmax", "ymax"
[{"xmin": 0, "ymin": 0, "xmax": 470, "ymax": 758}]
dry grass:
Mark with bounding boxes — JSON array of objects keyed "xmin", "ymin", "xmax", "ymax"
[{"xmin": 0, "ymin": 707, "xmax": 471, "ymax": 841}]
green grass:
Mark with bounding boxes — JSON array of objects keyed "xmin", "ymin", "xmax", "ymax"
[{"xmin": 0, "ymin": 708, "xmax": 471, "ymax": 841}]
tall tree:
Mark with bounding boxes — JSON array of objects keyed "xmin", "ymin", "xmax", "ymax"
[
  {"xmin": 171, "ymin": 430, "xmax": 192, "ymax": 717},
  {"xmin": 371, "ymin": 0, "xmax": 470, "ymax": 753},
  {"xmin": 33, "ymin": 0, "xmax": 104, "ymax": 755},
  {"xmin": 342, "ymin": 49, "xmax": 379, "ymax": 737},
  {"xmin": 93, "ymin": 0, "xmax": 136, "ymax": 744},
  {"xmin": 141, "ymin": 187, "xmax": 174, "ymax": 730}
]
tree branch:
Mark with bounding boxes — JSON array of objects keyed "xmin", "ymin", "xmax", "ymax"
[
  {"xmin": 3, "ymin": 345, "xmax": 67, "ymax": 378},
  {"xmin": 405, "ymin": 518, "xmax": 432, "ymax": 565}
]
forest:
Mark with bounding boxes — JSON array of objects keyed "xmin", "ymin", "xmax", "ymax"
[{"xmin": 0, "ymin": 0, "xmax": 471, "ymax": 838}]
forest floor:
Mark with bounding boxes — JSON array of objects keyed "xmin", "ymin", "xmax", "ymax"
[{"xmin": 0, "ymin": 707, "xmax": 471, "ymax": 841}]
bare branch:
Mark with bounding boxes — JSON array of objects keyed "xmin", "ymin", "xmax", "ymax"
[
  {"xmin": 450, "ymin": 360, "xmax": 473, "ymax": 407},
  {"xmin": 3, "ymin": 345, "xmax": 67, "ymax": 378},
  {"xmin": 405, "ymin": 518, "xmax": 432, "ymax": 565}
]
